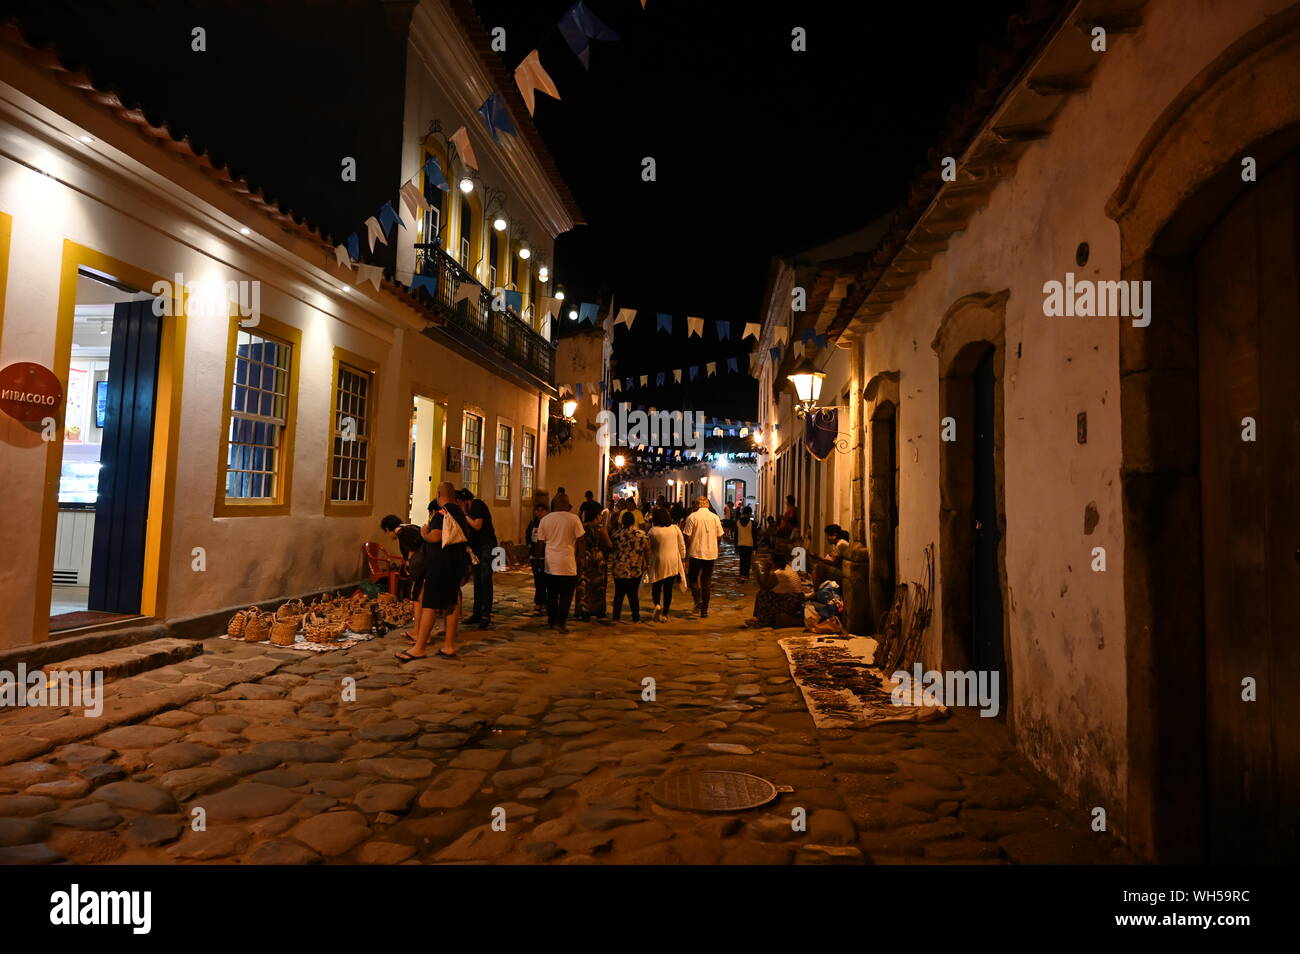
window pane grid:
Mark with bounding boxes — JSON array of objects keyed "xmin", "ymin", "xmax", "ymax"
[
  {"xmin": 330, "ymin": 364, "xmax": 372, "ymax": 503},
  {"xmin": 226, "ymin": 331, "xmax": 290, "ymax": 501},
  {"xmin": 495, "ymin": 423, "xmax": 512, "ymax": 499},
  {"xmin": 464, "ymin": 412, "xmax": 483, "ymax": 497},
  {"xmin": 521, "ymin": 432, "xmax": 535, "ymax": 501}
]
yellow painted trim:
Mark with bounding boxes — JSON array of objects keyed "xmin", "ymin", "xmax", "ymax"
[
  {"xmin": 0, "ymin": 211, "xmax": 12, "ymax": 346},
  {"xmin": 34, "ymin": 241, "xmax": 186, "ymax": 642},
  {"xmin": 213, "ymin": 313, "xmax": 301, "ymax": 517},
  {"xmin": 323, "ymin": 345, "xmax": 380, "ymax": 517}
]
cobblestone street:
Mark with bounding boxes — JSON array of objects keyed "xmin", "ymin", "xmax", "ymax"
[{"xmin": 0, "ymin": 547, "xmax": 1132, "ymax": 865}]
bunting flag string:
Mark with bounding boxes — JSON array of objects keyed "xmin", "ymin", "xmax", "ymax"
[
  {"xmin": 743, "ymin": 322, "xmax": 761, "ymax": 341},
  {"xmin": 687, "ymin": 316, "xmax": 704, "ymax": 338},
  {"xmin": 477, "ymin": 93, "xmax": 519, "ymax": 145},
  {"xmin": 334, "ymin": 244, "xmax": 352, "ymax": 270},
  {"xmin": 356, "ymin": 263, "xmax": 383, "ymax": 290},
  {"xmin": 716, "ymin": 320, "xmax": 730, "ymax": 341},
  {"xmin": 514, "ymin": 50, "xmax": 561, "ymax": 116},
  {"xmin": 656, "ymin": 313, "xmax": 673, "ymax": 333},
  {"xmin": 774, "ymin": 325, "xmax": 789, "ymax": 345},
  {"xmin": 450, "ymin": 126, "xmax": 477, "ymax": 170},
  {"xmin": 557, "ymin": 1, "xmax": 621, "ymax": 69}
]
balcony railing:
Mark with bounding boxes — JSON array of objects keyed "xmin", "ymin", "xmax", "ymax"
[{"xmin": 413, "ymin": 242, "xmax": 555, "ymax": 385}]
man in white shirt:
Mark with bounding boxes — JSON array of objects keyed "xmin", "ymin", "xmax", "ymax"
[
  {"xmin": 533, "ymin": 492, "xmax": 586, "ymax": 633},
  {"xmin": 683, "ymin": 495, "xmax": 724, "ymax": 617}
]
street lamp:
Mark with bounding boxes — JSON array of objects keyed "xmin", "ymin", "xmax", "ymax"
[
  {"xmin": 788, "ymin": 357, "xmax": 827, "ymax": 418},
  {"xmin": 613, "ymin": 454, "xmax": 626, "ymax": 468},
  {"xmin": 561, "ymin": 397, "xmax": 579, "ymax": 420}
]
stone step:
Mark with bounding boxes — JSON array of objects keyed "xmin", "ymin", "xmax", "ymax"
[{"xmin": 42, "ymin": 638, "xmax": 203, "ymax": 684}]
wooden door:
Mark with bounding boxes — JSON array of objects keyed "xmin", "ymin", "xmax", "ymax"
[{"xmin": 1196, "ymin": 152, "xmax": 1300, "ymax": 863}]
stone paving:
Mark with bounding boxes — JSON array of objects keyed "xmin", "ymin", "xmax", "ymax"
[{"xmin": 0, "ymin": 545, "xmax": 1133, "ymax": 865}]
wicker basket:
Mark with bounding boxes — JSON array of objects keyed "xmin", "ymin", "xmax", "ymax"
[
  {"xmin": 347, "ymin": 606, "xmax": 373, "ymax": 633},
  {"xmin": 244, "ymin": 610, "xmax": 272, "ymax": 642},
  {"xmin": 304, "ymin": 614, "xmax": 346, "ymax": 644},
  {"xmin": 270, "ymin": 616, "xmax": 300, "ymax": 646},
  {"xmin": 376, "ymin": 592, "xmax": 396, "ymax": 606},
  {"xmin": 226, "ymin": 607, "xmax": 256, "ymax": 638},
  {"xmin": 276, "ymin": 599, "xmax": 306, "ymax": 621}
]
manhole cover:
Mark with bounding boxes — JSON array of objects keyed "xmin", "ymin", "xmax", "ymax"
[{"xmin": 651, "ymin": 770, "xmax": 777, "ymax": 812}]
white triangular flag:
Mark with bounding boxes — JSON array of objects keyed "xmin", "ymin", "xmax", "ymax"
[
  {"xmin": 639, "ymin": 375, "xmax": 648, "ymax": 387},
  {"xmin": 706, "ymin": 362, "xmax": 716, "ymax": 377},
  {"xmin": 399, "ymin": 181, "xmax": 429, "ymax": 221},
  {"xmin": 673, "ymin": 369, "xmax": 682, "ymax": 383},
  {"xmin": 615, "ymin": 307, "xmax": 637, "ymax": 329},
  {"xmin": 612, "ymin": 379, "xmax": 622, "ymax": 392},
  {"xmin": 774, "ymin": 325, "xmax": 789, "ymax": 345},
  {"xmin": 450, "ymin": 125, "xmax": 477, "ymax": 170},
  {"xmin": 356, "ymin": 263, "xmax": 383, "ymax": 290},
  {"xmin": 364, "ymin": 216, "xmax": 387, "ymax": 251},
  {"xmin": 334, "ymin": 244, "xmax": 353, "ymax": 270},
  {"xmin": 453, "ymin": 280, "xmax": 478, "ymax": 305},
  {"xmin": 742, "ymin": 322, "xmax": 761, "ymax": 340},
  {"xmin": 793, "ymin": 341, "xmax": 805, "ymax": 358},
  {"xmin": 687, "ymin": 316, "xmax": 703, "ymax": 337}
]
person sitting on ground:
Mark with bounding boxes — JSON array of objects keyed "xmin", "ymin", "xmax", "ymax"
[
  {"xmin": 745, "ymin": 551, "xmax": 806, "ymax": 628},
  {"xmin": 811, "ymin": 524, "xmax": 852, "ymax": 584}
]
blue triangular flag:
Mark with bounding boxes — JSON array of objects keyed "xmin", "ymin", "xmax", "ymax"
[
  {"xmin": 727, "ymin": 357, "xmax": 738, "ymax": 373},
  {"xmin": 346, "ymin": 233, "xmax": 360, "ymax": 261},
  {"xmin": 655, "ymin": 372, "xmax": 665, "ymax": 387},
  {"xmin": 423, "ymin": 156, "xmax": 449, "ymax": 192},
  {"xmin": 477, "ymin": 93, "xmax": 519, "ymax": 146},
  {"xmin": 378, "ymin": 200, "xmax": 404, "ymax": 235},
  {"xmin": 576, "ymin": 382, "xmax": 584, "ymax": 398},
  {"xmin": 578, "ymin": 301, "xmax": 599, "ymax": 324},
  {"xmin": 716, "ymin": 320, "xmax": 730, "ymax": 341},
  {"xmin": 813, "ymin": 333, "xmax": 827, "ymax": 348},
  {"xmin": 801, "ymin": 326, "xmax": 817, "ymax": 343},
  {"xmin": 625, "ymin": 377, "xmax": 634, "ymax": 391},
  {"xmin": 410, "ymin": 274, "xmax": 437, "ymax": 296},
  {"xmin": 769, "ymin": 347, "xmax": 781, "ymax": 362},
  {"xmin": 656, "ymin": 313, "xmax": 673, "ymax": 333},
  {"xmin": 504, "ymin": 289, "xmax": 523, "ymax": 314},
  {"xmin": 557, "ymin": 1, "xmax": 620, "ymax": 70},
  {"xmin": 689, "ymin": 366, "xmax": 699, "ymax": 381}
]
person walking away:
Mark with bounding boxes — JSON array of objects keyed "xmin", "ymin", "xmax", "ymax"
[
  {"xmin": 670, "ymin": 499, "xmax": 686, "ymax": 527},
  {"xmin": 380, "ymin": 513, "xmax": 425, "ymax": 618},
  {"xmin": 398, "ymin": 482, "xmax": 470, "ymax": 661},
  {"xmin": 575, "ymin": 513, "xmax": 612, "ymax": 620},
  {"xmin": 734, "ymin": 506, "xmax": 757, "ymax": 580},
  {"xmin": 683, "ymin": 495, "xmax": 724, "ymax": 618},
  {"xmin": 812, "ymin": 523, "xmax": 852, "ymax": 585},
  {"xmin": 578, "ymin": 490, "xmax": 602, "ymax": 524},
  {"xmin": 745, "ymin": 551, "xmax": 806, "ymax": 628},
  {"xmin": 457, "ymin": 488, "xmax": 497, "ymax": 630},
  {"xmin": 647, "ymin": 507, "xmax": 686, "ymax": 622},
  {"xmin": 610, "ymin": 510, "xmax": 650, "ymax": 622},
  {"xmin": 535, "ymin": 492, "xmax": 585, "ymax": 633},
  {"xmin": 524, "ymin": 502, "xmax": 550, "ymax": 614}
]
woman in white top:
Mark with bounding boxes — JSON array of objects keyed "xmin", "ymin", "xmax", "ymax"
[
  {"xmin": 734, "ymin": 505, "xmax": 757, "ymax": 580},
  {"xmin": 647, "ymin": 507, "xmax": 686, "ymax": 622}
]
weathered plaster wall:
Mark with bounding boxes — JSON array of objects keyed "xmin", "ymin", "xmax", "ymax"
[
  {"xmin": 857, "ymin": 0, "xmax": 1294, "ymax": 826},
  {"xmin": 547, "ymin": 328, "xmax": 607, "ymax": 502}
]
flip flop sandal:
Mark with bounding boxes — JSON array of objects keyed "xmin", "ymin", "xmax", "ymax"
[
  {"xmin": 395, "ymin": 651, "xmax": 426, "ymax": 663},
  {"xmin": 435, "ymin": 649, "xmax": 458, "ymax": 658}
]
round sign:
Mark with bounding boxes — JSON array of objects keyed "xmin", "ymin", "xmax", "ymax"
[{"xmin": 0, "ymin": 362, "xmax": 65, "ymax": 424}]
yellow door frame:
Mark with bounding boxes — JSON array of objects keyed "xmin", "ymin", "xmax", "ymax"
[{"xmin": 33, "ymin": 240, "xmax": 186, "ymax": 642}]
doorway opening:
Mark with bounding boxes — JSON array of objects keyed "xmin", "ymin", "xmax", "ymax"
[
  {"xmin": 408, "ymin": 393, "xmax": 446, "ymax": 523},
  {"xmin": 937, "ymin": 332, "xmax": 1008, "ymax": 719},
  {"xmin": 50, "ymin": 270, "xmax": 161, "ymax": 632},
  {"xmin": 869, "ymin": 399, "xmax": 899, "ymax": 620}
]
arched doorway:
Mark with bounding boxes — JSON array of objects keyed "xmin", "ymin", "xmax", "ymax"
[
  {"xmin": 865, "ymin": 370, "xmax": 900, "ymax": 624},
  {"xmin": 1109, "ymin": 7, "xmax": 1300, "ymax": 862},
  {"xmin": 933, "ymin": 291, "xmax": 1011, "ymax": 719}
]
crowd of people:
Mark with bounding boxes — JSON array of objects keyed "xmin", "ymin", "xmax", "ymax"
[{"xmin": 377, "ymin": 484, "xmax": 856, "ymax": 661}]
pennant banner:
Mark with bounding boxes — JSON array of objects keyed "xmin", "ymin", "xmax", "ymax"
[
  {"xmin": 399, "ymin": 181, "xmax": 430, "ymax": 220},
  {"xmin": 687, "ymin": 316, "xmax": 704, "ymax": 338},
  {"xmin": 478, "ymin": 93, "xmax": 519, "ymax": 145},
  {"xmin": 410, "ymin": 274, "xmax": 436, "ymax": 297},
  {"xmin": 743, "ymin": 322, "xmax": 761, "ymax": 341},
  {"xmin": 578, "ymin": 301, "xmax": 599, "ymax": 324},
  {"xmin": 716, "ymin": 320, "xmax": 730, "ymax": 341},
  {"xmin": 422, "ymin": 156, "xmax": 449, "ymax": 192},
  {"xmin": 364, "ymin": 216, "xmax": 387, "ymax": 251},
  {"xmin": 515, "ymin": 50, "xmax": 561, "ymax": 116},
  {"xmin": 356, "ymin": 263, "xmax": 383, "ymax": 290},
  {"xmin": 656, "ymin": 313, "xmax": 673, "ymax": 333},
  {"xmin": 450, "ymin": 125, "xmax": 477, "ymax": 170},
  {"xmin": 774, "ymin": 325, "xmax": 789, "ymax": 345},
  {"xmin": 557, "ymin": 0, "xmax": 621, "ymax": 69}
]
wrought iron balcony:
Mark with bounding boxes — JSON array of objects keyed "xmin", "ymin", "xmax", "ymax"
[{"xmin": 413, "ymin": 242, "xmax": 555, "ymax": 386}]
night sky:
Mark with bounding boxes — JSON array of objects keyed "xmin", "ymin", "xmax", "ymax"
[
  {"xmin": 6, "ymin": 0, "xmax": 1029, "ymax": 421},
  {"xmin": 474, "ymin": 0, "xmax": 1030, "ymax": 418}
]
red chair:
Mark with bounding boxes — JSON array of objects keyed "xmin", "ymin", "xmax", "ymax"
[{"xmin": 362, "ymin": 542, "xmax": 405, "ymax": 596}]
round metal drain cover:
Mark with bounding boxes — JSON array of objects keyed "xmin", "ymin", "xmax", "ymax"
[{"xmin": 651, "ymin": 770, "xmax": 777, "ymax": 812}]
